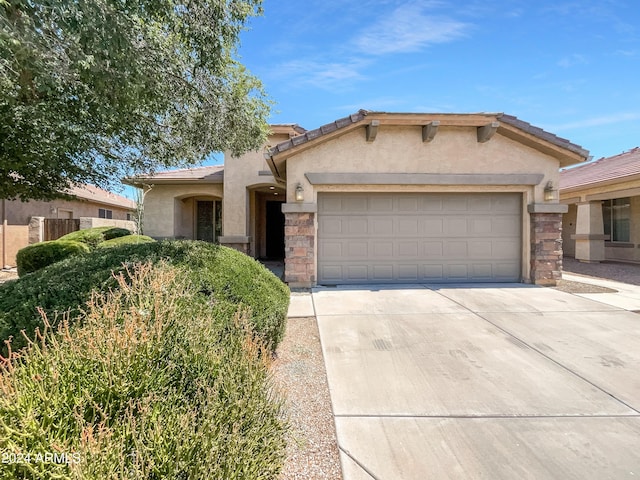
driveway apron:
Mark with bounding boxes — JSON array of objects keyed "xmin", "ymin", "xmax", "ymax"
[{"xmin": 313, "ymin": 284, "xmax": 640, "ymax": 480}]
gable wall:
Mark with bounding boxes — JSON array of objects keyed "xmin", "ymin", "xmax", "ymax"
[{"xmin": 286, "ymin": 126, "xmax": 559, "ymax": 204}]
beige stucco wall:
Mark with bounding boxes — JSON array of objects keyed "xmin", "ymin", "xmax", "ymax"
[
  {"xmin": 143, "ymin": 184, "xmax": 223, "ymax": 239},
  {"xmin": 4, "ymin": 198, "xmax": 132, "ymax": 225},
  {"xmin": 285, "ymin": 126, "xmax": 559, "ymax": 204},
  {"xmin": 283, "ymin": 125, "xmax": 564, "ymax": 283},
  {"xmin": 1, "ymin": 225, "xmax": 29, "ymax": 268},
  {"xmin": 222, "ymin": 133, "xmax": 290, "ymax": 238}
]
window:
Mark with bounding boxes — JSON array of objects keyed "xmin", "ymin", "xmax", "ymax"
[
  {"xmin": 126, "ymin": 213, "xmax": 131, "ymax": 221},
  {"xmin": 99, "ymin": 208, "xmax": 113, "ymax": 219},
  {"xmin": 603, "ymin": 198, "xmax": 630, "ymax": 242}
]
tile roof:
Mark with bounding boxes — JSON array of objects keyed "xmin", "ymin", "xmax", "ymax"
[
  {"xmin": 560, "ymin": 147, "xmax": 640, "ymax": 190},
  {"xmin": 68, "ymin": 184, "xmax": 135, "ymax": 209},
  {"xmin": 268, "ymin": 110, "xmax": 589, "ymax": 159},
  {"xmin": 125, "ymin": 165, "xmax": 224, "ymax": 184},
  {"xmin": 497, "ymin": 114, "xmax": 589, "ymax": 158}
]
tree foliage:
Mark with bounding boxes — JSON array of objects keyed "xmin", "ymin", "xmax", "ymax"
[{"xmin": 0, "ymin": 0, "xmax": 270, "ymax": 200}]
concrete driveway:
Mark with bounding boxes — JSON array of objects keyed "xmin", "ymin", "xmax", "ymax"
[{"xmin": 313, "ymin": 284, "xmax": 640, "ymax": 480}]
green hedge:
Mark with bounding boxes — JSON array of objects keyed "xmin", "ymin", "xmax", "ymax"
[
  {"xmin": 16, "ymin": 240, "xmax": 90, "ymax": 276},
  {"xmin": 58, "ymin": 226, "xmax": 131, "ymax": 249},
  {"xmin": 0, "ymin": 263, "xmax": 287, "ymax": 479},
  {"xmin": 0, "ymin": 241, "xmax": 289, "ymax": 354},
  {"xmin": 96, "ymin": 234, "xmax": 156, "ymax": 248}
]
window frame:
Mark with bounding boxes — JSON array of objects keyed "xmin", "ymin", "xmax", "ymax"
[{"xmin": 602, "ymin": 197, "xmax": 631, "ymax": 243}]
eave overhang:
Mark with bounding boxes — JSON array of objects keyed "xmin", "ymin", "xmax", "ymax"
[{"xmin": 264, "ymin": 111, "xmax": 589, "ymax": 181}]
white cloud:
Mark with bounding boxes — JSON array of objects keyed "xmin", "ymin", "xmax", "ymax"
[
  {"xmin": 550, "ymin": 113, "xmax": 640, "ymax": 131},
  {"xmin": 353, "ymin": 3, "xmax": 470, "ymax": 55},
  {"xmin": 557, "ymin": 53, "xmax": 588, "ymax": 68},
  {"xmin": 274, "ymin": 59, "xmax": 370, "ymax": 90}
]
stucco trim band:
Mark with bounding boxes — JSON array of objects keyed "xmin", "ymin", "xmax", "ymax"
[
  {"xmin": 281, "ymin": 203, "xmax": 318, "ymax": 213},
  {"xmin": 304, "ymin": 173, "xmax": 545, "ymax": 186},
  {"xmin": 219, "ymin": 236, "xmax": 251, "ymax": 243},
  {"xmin": 570, "ymin": 234, "xmax": 608, "ymax": 240},
  {"xmin": 527, "ymin": 203, "xmax": 569, "ymax": 214}
]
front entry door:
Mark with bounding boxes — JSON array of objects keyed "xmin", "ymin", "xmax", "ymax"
[
  {"xmin": 196, "ymin": 200, "xmax": 215, "ymax": 243},
  {"xmin": 266, "ymin": 201, "xmax": 285, "ymax": 259}
]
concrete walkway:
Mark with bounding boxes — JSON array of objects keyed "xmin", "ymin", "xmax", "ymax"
[{"xmin": 313, "ymin": 284, "xmax": 640, "ymax": 479}]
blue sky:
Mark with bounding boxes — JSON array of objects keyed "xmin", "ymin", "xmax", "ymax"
[{"xmin": 234, "ymin": 0, "xmax": 640, "ymax": 162}]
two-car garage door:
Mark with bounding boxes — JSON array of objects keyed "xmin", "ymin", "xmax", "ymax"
[{"xmin": 317, "ymin": 192, "xmax": 522, "ymax": 284}]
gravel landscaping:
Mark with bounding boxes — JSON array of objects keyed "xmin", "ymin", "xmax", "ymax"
[
  {"xmin": 272, "ymin": 316, "xmax": 342, "ymax": 480},
  {"xmin": 563, "ymin": 257, "xmax": 640, "ymax": 285}
]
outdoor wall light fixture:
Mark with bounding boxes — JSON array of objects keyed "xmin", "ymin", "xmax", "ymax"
[
  {"xmin": 295, "ymin": 183, "xmax": 304, "ymax": 202},
  {"xmin": 544, "ymin": 181, "xmax": 557, "ymax": 202}
]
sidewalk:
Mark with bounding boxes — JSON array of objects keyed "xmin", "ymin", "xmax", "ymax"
[{"xmin": 562, "ymin": 272, "xmax": 640, "ymax": 311}]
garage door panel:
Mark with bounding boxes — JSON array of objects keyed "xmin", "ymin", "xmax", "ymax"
[
  {"xmin": 343, "ymin": 196, "xmax": 368, "ymax": 212},
  {"xmin": 493, "ymin": 240, "xmax": 520, "ymax": 258},
  {"xmin": 443, "ymin": 196, "xmax": 469, "ymax": 211},
  {"xmin": 370, "ymin": 196, "xmax": 394, "ymax": 212},
  {"xmin": 398, "ymin": 265, "xmax": 419, "ymax": 280},
  {"xmin": 398, "ymin": 218, "xmax": 419, "ymax": 235},
  {"xmin": 471, "ymin": 218, "xmax": 493, "ymax": 234},
  {"xmin": 423, "ymin": 264, "xmax": 445, "ymax": 280},
  {"xmin": 319, "ymin": 217, "xmax": 343, "ymax": 234},
  {"xmin": 372, "ymin": 218, "xmax": 393, "ymax": 235},
  {"xmin": 447, "ymin": 264, "xmax": 469, "ymax": 279},
  {"xmin": 318, "ymin": 193, "xmax": 521, "ymax": 284},
  {"xmin": 445, "ymin": 218, "xmax": 468, "ymax": 236},
  {"xmin": 423, "ymin": 241, "xmax": 444, "ymax": 257},
  {"xmin": 347, "ymin": 265, "xmax": 368, "ymax": 281},
  {"xmin": 398, "ymin": 197, "xmax": 419, "ymax": 212},
  {"xmin": 469, "ymin": 241, "xmax": 493, "ymax": 258},
  {"xmin": 346, "ymin": 218, "xmax": 368, "ymax": 235},
  {"xmin": 347, "ymin": 241, "xmax": 368, "ymax": 257},
  {"xmin": 321, "ymin": 241, "xmax": 343, "ymax": 259},
  {"xmin": 373, "ymin": 242, "xmax": 393, "ymax": 257},
  {"xmin": 398, "ymin": 241, "xmax": 418, "ymax": 257},
  {"xmin": 423, "ymin": 218, "xmax": 444, "ymax": 234},
  {"xmin": 421, "ymin": 197, "xmax": 443, "ymax": 211}
]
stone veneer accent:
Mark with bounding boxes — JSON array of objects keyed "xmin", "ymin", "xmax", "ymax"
[
  {"xmin": 283, "ymin": 212, "xmax": 315, "ymax": 288},
  {"xmin": 530, "ymin": 212, "xmax": 564, "ymax": 286}
]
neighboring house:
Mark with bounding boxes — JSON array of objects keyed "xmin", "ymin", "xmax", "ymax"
[
  {"xmin": 560, "ymin": 147, "xmax": 640, "ymax": 263},
  {"xmin": 125, "ymin": 110, "xmax": 588, "ymax": 287},
  {"xmin": 1, "ymin": 184, "xmax": 136, "ymax": 268}
]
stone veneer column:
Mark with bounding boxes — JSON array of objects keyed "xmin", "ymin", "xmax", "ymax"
[
  {"xmin": 282, "ymin": 203, "xmax": 317, "ymax": 288},
  {"xmin": 528, "ymin": 203, "xmax": 568, "ymax": 286}
]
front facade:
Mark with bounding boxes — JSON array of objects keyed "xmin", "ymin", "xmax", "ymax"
[
  {"xmin": 560, "ymin": 147, "xmax": 640, "ymax": 263},
  {"xmin": 128, "ymin": 110, "xmax": 588, "ymax": 287}
]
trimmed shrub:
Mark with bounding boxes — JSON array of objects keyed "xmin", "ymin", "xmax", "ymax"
[
  {"xmin": 0, "ymin": 241, "xmax": 289, "ymax": 354},
  {"xmin": 96, "ymin": 234, "xmax": 156, "ymax": 248},
  {"xmin": 58, "ymin": 226, "xmax": 131, "ymax": 249},
  {"xmin": 0, "ymin": 264, "xmax": 287, "ymax": 479},
  {"xmin": 16, "ymin": 240, "xmax": 90, "ymax": 276}
]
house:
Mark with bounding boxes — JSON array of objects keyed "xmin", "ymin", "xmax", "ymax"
[
  {"xmin": 1, "ymin": 184, "xmax": 136, "ymax": 268},
  {"xmin": 560, "ymin": 147, "xmax": 640, "ymax": 263},
  {"xmin": 125, "ymin": 110, "xmax": 589, "ymax": 287}
]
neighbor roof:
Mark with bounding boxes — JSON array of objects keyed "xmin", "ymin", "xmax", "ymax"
[
  {"xmin": 560, "ymin": 147, "xmax": 640, "ymax": 191},
  {"xmin": 265, "ymin": 110, "xmax": 589, "ymax": 179},
  {"xmin": 68, "ymin": 184, "xmax": 135, "ymax": 210},
  {"xmin": 123, "ymin": 165, "xmax": 224, "ymax": 186}
]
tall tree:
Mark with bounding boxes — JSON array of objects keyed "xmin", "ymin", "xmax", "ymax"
[{"xmin": 0, "ymin": 0, "xmax": 270, "ymax": 200}]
